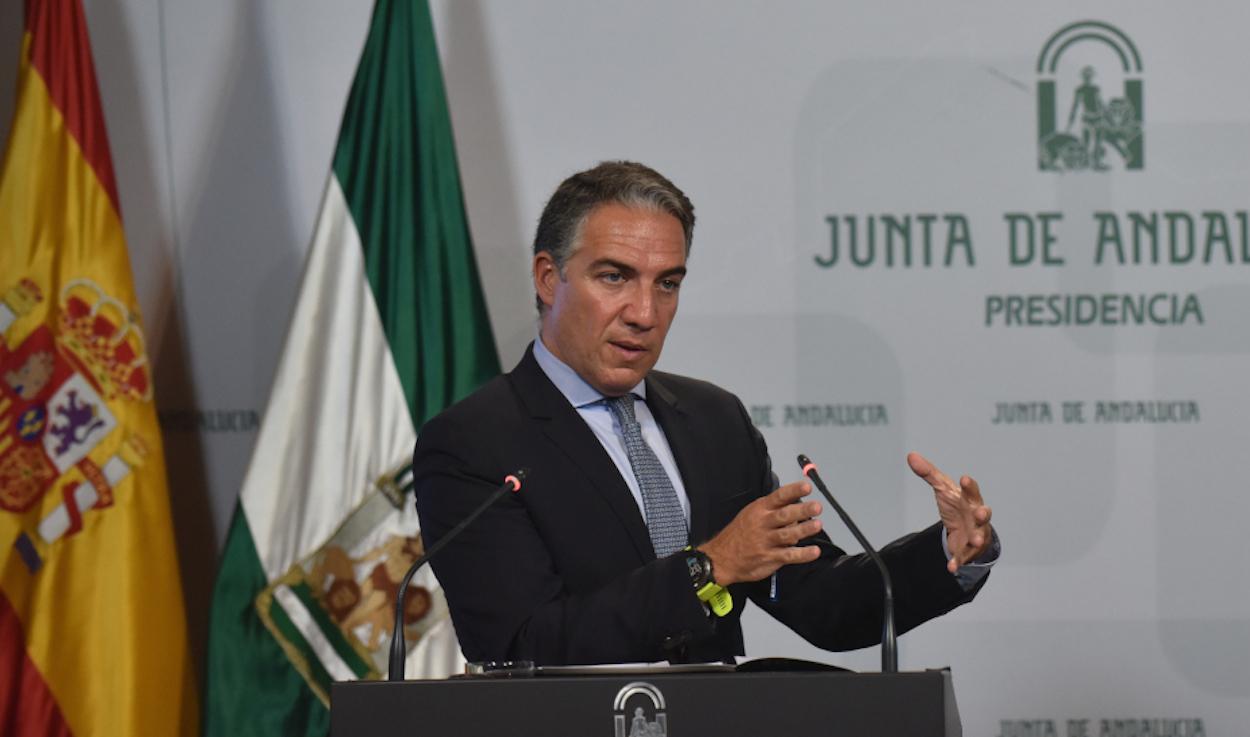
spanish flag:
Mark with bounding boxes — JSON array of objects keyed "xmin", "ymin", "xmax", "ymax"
[{"xmin": 0, "ymin": 1, "xmax": 197, "ymax": 735}]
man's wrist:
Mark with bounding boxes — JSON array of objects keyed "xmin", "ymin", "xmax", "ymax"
[
  {"xmin": 694, "ymin": 542, "xmax": 728, "ymax": 585},
  {"xmin": 942, "ymin": 527, "xmax": 1001, "ymax": 591},
  {"xmin": 941, "ymin": 525, "xmax": 1001, "ymax": 565}
]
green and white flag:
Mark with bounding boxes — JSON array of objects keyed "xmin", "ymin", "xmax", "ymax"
[{"xmin": 203, "ymin": 1, "xmax": 499, "ymax": 734}]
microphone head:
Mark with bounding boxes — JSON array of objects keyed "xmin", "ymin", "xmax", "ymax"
[
  {"xmin": 796, "ymin": 454, "xmax": 818, "ymax": 477},
  {"xmin": 504, "ymin": 468, "xmax": 529, "ymax": 493}
]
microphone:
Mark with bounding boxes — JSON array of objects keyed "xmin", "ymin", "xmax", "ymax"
[
  {"xmin": 796, "ymin": 454, "xmax": 898, "ymax": 673},
  {"xmin": 387, "ymin": 468, "xmax": 528, "ymax": 681}
]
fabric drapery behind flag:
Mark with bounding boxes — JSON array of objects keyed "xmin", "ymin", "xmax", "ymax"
[
  {"xmin": 203, "ymin": 0, "xmax": 499, "ymax": 734},
  {"xmin": 0, "ymin": 0, "xmax": 198, "ymax": 735}
]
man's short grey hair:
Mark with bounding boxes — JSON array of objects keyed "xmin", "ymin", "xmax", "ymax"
[{"xmin": 532, "ymin": 161, "xmax": 696, "ymax": 312}]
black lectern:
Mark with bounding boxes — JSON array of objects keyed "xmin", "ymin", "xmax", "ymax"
[{"xmin": 331, "ymin": 669, "xmax": 961, "ymax": 736}]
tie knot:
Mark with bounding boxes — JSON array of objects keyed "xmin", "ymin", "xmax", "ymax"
[{"xmin": 606, "ymin": 394, "xmax": 638, "ymax": 426}]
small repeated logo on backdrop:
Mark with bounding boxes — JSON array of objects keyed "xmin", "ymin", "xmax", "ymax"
[
  {"xmin": 0, "ymin": 278, "xmax": 152, "ymax": 573},
  {"xmin": 157, "ymin": 408, "xmax": 260, "ymax": 433},
  {"xmin": 996, "ymin": 717, "xmax": 1206, "ymax": 737},
  {"xmin": 1037, "ymin": 21, "xmax": 1143, "ymax": 172},
  {"xmin": 613, "ymin": 682, "xmax": 668, "ymax": 737}
]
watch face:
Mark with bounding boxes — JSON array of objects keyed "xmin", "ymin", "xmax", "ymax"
[{"xmin": 686, "ymin": 553, "xmax": 709, "ymax": 586}]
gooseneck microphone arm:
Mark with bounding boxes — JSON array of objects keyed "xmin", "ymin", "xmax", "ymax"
[
  {"xmin": 796, "ymin": 454, "xmax": 898, "ymax": 673},
  {"xmin": 387, "ymin": 468, "xmax": 528, "ymax": 681}
]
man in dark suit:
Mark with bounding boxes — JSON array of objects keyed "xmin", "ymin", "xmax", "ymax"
[{"xmin": 413, "ymin": 161, "xmax": 997, "ymax": 666}]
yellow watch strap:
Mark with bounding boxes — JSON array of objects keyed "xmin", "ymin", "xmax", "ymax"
[{"xmin": 696, "ymin": 581, "xmax": 733, "ymax": 617}]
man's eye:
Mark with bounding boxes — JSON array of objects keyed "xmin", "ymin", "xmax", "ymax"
[
  {"xmin": 660, "ymin": 279, "xmax": 682, "ymax": 292},
  {"xmin": 601, "ymin": 272, "xmax": 624, "ymax": 283}
]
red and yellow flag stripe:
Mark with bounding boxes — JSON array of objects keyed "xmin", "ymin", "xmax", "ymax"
[{"xmin": 0, "ymin": 1, "xmax": 197, "ymax": 735}]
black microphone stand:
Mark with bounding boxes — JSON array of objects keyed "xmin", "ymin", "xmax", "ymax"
[
  {"xmin": 797, "ymin": 454, "xmax": 898, "ymax": 673},
  {"xmin": 386, "ymin": 468, "xmax": 528, "ymax": 681}
]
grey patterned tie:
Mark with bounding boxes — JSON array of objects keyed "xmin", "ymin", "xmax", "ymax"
[{"xmin": 606, "ymin": 394, "xmax": 688, "ymax": 558}]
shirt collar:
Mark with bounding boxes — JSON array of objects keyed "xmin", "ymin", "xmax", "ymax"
[{"xmin": 532, "ymin": 336, "xmax": 647, "ymax": 409}]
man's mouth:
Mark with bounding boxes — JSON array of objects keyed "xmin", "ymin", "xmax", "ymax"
[{"xmin": 609, "ymin": 341, "xmax": 648, "ymax": 359}]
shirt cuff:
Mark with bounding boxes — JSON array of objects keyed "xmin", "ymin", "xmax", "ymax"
[{"xmin": 941, "ymin": 526, "xmax": 1001, "ymax": 591}]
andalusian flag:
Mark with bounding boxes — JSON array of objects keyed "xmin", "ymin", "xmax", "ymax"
[
  {"xmin": 203, "ymin": 0, "xmax": 499, "ymax": 733},
  {"xmin": 0, "ymin": 0, "xmax": 197, "ymax": 735}
]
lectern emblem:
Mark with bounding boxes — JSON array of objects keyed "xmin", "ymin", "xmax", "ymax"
[{"xmin": 613, "ymin": 681, "xmax": 668, "ymax": 737}]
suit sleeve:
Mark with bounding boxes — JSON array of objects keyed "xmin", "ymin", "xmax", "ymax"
[
  {"xmin": 727, "ymin": 399, "xmax": 987, "ymax": 651},
  {"xmin": 413, "ymin": 411, "xmax": 714, "ymax": 666}
]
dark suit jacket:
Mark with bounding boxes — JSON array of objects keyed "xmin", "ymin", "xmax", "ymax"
[{"xmin": 413, "ymin": 344, "xmax": 984, "ymax": 665}]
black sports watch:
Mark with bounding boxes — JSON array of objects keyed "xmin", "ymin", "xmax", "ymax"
[
  {"xmin": 684, "ymin": 548, "xmax": 715, "ymax": 589},
  {"xmin": 683, "ymin": 547, "xmax": 733, "ymax": 617}
]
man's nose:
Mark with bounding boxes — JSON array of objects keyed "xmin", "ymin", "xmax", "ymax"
[{"xmin": 621, "ymin": 284, "xmax": 656, "ymax": 329}]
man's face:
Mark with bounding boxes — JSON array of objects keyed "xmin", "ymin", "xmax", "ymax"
[{"xmin": 535, "ymin": 203, "xmax": 687, "ymax": 396}]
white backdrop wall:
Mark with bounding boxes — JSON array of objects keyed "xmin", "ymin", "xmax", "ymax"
[{"xmin": 4, "ymin": 2, "xmax": 1248, "ymax": 734}]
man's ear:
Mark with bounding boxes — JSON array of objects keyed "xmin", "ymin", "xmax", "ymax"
[{"xmin": 533, "ymin": 251, "xmax": 559, "ymax": 310}]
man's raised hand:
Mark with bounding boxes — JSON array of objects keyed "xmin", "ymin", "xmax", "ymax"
[
  {"xmin": 907, "ymin": 451, "xmax": 993, "ymax": 573},
  {"xmin": 697, "ymin": 482, "xmax": 823, "ymax": 586}
]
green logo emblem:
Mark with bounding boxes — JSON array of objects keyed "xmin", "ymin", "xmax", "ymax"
[{"xmin": 1037, "ymin": 21, "xmax": 1143, "ymax": 171}]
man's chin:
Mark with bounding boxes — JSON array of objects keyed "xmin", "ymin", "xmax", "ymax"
[{"xmin": 594, "ymin": 367, "xmax": 651, "ymax": 397}]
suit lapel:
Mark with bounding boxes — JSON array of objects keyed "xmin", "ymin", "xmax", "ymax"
[
  {"xmin": 508, "ymin": 346, "xmax": 655, "ymax": 561},
  {"xmin": 645, "ymin": 374, "xmax": 715, "ymax": 546}
]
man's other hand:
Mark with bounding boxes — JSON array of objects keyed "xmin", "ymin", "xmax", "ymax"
[
  {"xmin": 697, "ymin": 482, "xmax": 823, "ymax": 586},
  {"xmin": 907, "ymin": 451, "xmax": 993, "ymax": 573}
]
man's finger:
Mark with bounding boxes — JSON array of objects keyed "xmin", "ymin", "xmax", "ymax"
[
  {"xmin": 781, "ymin": 544, "xmax": 821, "ymax": 565},
  {"xmin": 906, "ymin": 451, "xmax": 933, "ymax": 478},
  {"xmin": 768, "ymin": 481, "xmax": 812, "ymax": 507},
  {"xmin": 960, "ymin": 475, "xmax": 985, "ymax": 506},
  {"xmin": 771, "ymin": 518, "xmax": 822, "ymax": 545},
  {"xmin": 773, "ymin": 500, "xmax": 822, "ymax": 526},
  {"xmin": 949, "ymin": 546, "xmax": 973, "ymax": 570},
  {"xmin": 907, "ymin": 451, "xmax": 957, "ymax": 492}
]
